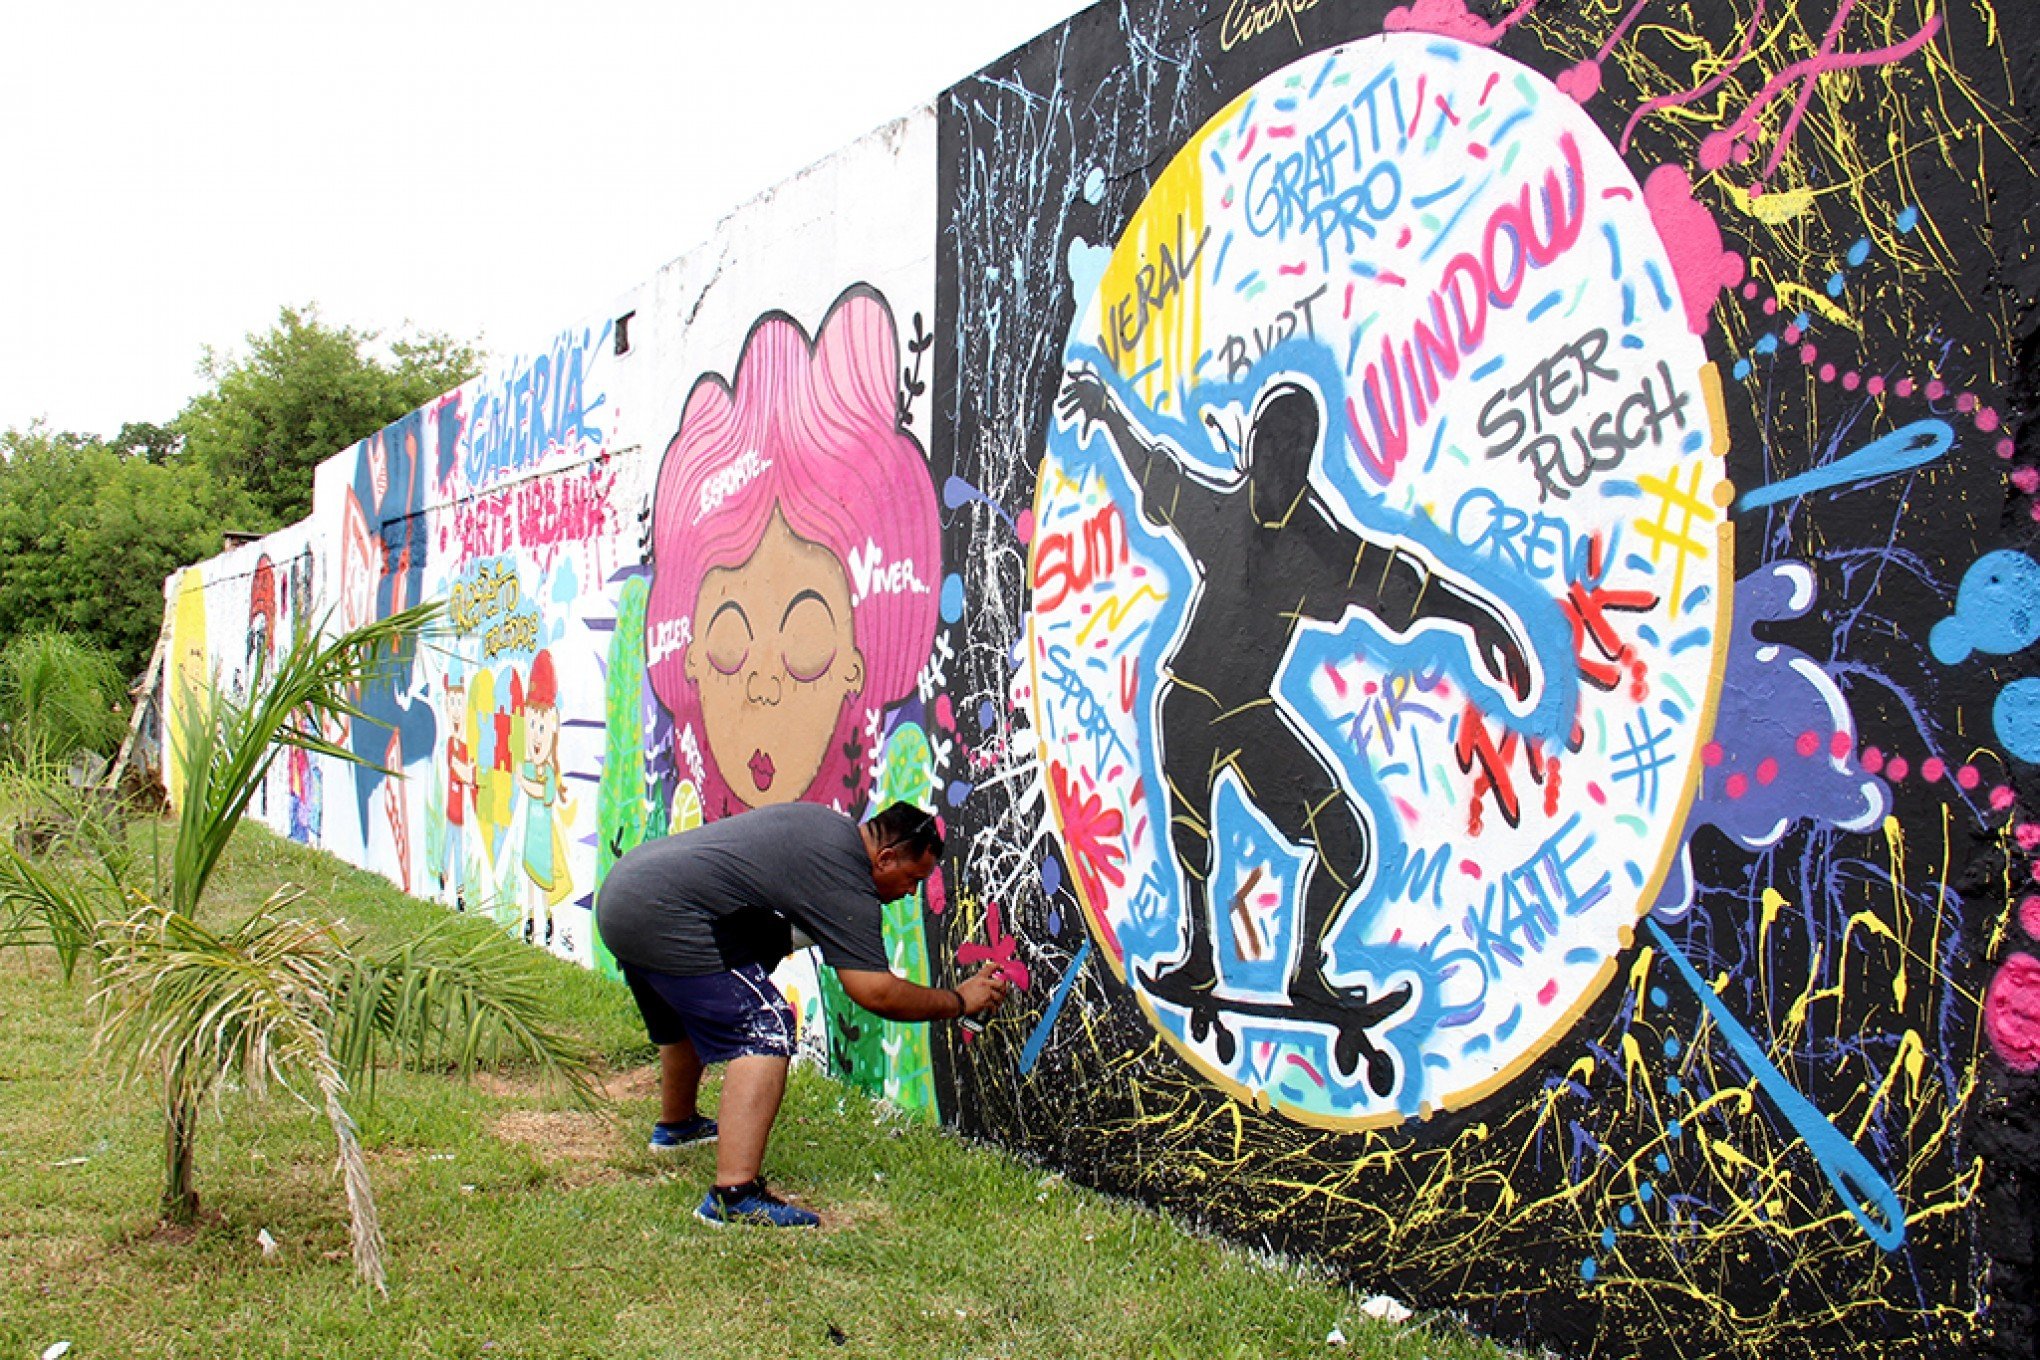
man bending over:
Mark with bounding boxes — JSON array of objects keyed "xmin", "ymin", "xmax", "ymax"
[{"xmin": 595, "ymin": 800, "xmax": 1009, "ymax": 1227}]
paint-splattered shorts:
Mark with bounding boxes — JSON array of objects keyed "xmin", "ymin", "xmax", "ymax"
[{"xmin": 621, "ymin": 961, "xmax": 796, "ymax": 1064}]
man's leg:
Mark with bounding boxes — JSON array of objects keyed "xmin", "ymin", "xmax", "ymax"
[
  {"xmin": 659, "ymin": 1039, "xmax": 704, "ymax": 1124},
  {"xmin": 713, "ymin": 1054, "xmax": 789, "ymax": 1187}
]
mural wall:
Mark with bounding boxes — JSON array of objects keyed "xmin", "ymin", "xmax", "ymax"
[{"xmin": 163, "ymin": 2, "xmax": 2039, "ymax": 1356}]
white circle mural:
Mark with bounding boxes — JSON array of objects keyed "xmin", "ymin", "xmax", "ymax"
[{"xmin": 1028, "ymin": 34, "xmax": 1731, "ymax": 1127}]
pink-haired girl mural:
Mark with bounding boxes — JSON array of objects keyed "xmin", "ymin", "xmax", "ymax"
[{"xmin": 645, "ymin": 285, "xmax": 941, "ymax": 822}]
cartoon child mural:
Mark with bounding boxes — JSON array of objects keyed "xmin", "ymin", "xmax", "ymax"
[
  {"xmin": 439, "ymin": 660, "xmax": 477, "ymax": 912},
  {"xmin": 513, "ymin": 649, "xmax": 573, "ymax": 948},
  {"xmin": 644, "ymin": 285, "xmax": 941, "ymax": 822},
  {"xmin": 643, "ymin": 285, "xmax": 944, "ymax": 1103}
]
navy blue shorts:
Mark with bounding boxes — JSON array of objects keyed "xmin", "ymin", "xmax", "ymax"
[{"xmin": 621, "ymin": 961, "xmax": 796, "ymax": 1064}]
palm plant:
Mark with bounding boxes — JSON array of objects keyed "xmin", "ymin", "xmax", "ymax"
[
  {"xmin": 0, "ymin": 603, "xmax": 594, "ymax": 1292},
  {"xmin": 0, "ymin": 630, "xmax": 130, "ymax": 773}
]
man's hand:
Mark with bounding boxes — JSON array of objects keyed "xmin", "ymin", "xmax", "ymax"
[
  {"xmin": 1057, "ymin": 365, "xmax": 1118, "ymax": 443},
  {"xmin": 956, "ymin": 960, "xmax": 1011, "ymax": 1018}
]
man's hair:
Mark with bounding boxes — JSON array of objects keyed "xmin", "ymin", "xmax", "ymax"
[{"xmin": 867, "ymin": 801, "xmax": 944, "ymax": 858}]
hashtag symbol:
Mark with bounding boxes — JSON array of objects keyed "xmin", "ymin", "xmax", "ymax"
[
  {"xmin": 1610, "ymin": 710, "xmax": 1676, "ymax": 813},
  {"xmin": 1632, "ymin": 462, "xmax": 1713, "ymax": 617}
]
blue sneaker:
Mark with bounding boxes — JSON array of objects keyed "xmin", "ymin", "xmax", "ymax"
[
  {"xmin": 649, "ymin": 1116, "xmax": 718, "ymax": 1151},
  {"xmin": 694, "ymin": 1178, "xmax": 820, "ymax": 1228}
]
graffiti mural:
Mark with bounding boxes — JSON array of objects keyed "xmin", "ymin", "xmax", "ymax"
[
  {"xmin": 934, "ymin": 1, "xmax": 2036, "ymax": 1358},
  {"xmin": 155, "ymin": 5, "xmax": 2036, "ymax": 1357},
  {"xmin": 1034, "ymin": 32, "xmax": 1730, "ymax": 1127}
]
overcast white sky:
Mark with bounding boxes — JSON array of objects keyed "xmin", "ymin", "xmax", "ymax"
[{"xmin": 0, "ymin": 0, "xmax": 1094, "ymax": 438}]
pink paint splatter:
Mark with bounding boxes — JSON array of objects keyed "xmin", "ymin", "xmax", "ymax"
[
  {"xmin": 1556, "ymin": 60, "xmax": 1603, "ymax": 104},
  {"xmin": 1383, "ymin": 0, "xmax": 1534, "ymax": 45},
  {"xmin": 957, "ymin": 898, "xmax": 1032, "ymax": 991},
  {"xmin": 1538, "ymin": 979, "xmax": 1560, "ymax": 1006},
  {"xmin": 2012, "ymin": 467, "xmax": 2040, "ymax": 495},
  {"xmin": 1644, "ymin": 165, "xmax": 1745, "ymax": 335},
  {"xmin": 1984, "ymin": 952, "xmax": 2040, "ymax": 1071},
  {"xmin": 1697, "ymin": 6, "xmax": 1943, "ymax": 183},
  {"xmin": 2021, "ymin": 896, "xmax": 2040, "ymax": 940}
]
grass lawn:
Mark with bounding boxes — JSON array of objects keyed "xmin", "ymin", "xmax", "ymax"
[{"xmin": 0, "ymin": 823, "xmax": 1513, "ymax": 1360}]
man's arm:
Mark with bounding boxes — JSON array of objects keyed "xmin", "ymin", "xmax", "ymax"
[
  {"xmin": 1346, "ymin": 538, "xmax": 1536, "ymax": 706},
  {"xmin": 1057, "ymin": 365, "xmax": 1199, "ymax": 518},
  {"xmin": 835, "ymin": 961, "xmax": 1010, "ymax": 1024}
]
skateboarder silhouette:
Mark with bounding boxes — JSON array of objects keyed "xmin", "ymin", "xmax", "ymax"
[{"xmin": 1057, "ymin": 364, "xmax": 1538, "ymax": 1095}]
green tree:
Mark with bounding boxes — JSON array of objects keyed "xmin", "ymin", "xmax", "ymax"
[
  {"xmin": 177, "ymin": 306, "xmax": 480, "ymax": 527},
  {"xmin": 0, "ymin": 603, "xmax": 592, "ymax": 1291},
  {"xmin": 0, "ymin": 425, "xmax": 248, "ymax": 677}
]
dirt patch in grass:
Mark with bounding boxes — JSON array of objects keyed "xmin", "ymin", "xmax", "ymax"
[
  {"xmin": 489, "ymin": 1110, "xmax": 628, "ymax": 1186},
  {"xmin": 470, "ymin": 1061, "xmax": 657, "ymax": 1105}
]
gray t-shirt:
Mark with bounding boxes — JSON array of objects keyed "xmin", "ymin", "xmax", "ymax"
[{"xmin": 594, "ymin": 802, "xmax": 890, "ymax": 977}]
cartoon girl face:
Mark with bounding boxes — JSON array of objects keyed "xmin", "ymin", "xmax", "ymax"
[
  {"xmin": 684, "ymin": 505, "xmax": 866, "ymax": 804},
  {"xmin": 525, "ymin": 701, "xmax": 559, "ymax": 769}
]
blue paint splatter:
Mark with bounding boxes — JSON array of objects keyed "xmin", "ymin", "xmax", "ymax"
[{"xmin": 1738, "ymin": 418, "xmax": 1953, "ymax": 511}]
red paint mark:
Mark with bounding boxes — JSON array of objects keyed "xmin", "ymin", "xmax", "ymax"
[
  {"xmin": 1278, "ymin": 262, "xmax": 1309, "ymax": 276},
  {"xmin": 1325, "ymin": 663, "xmax": 1350, "ymax": 698},
  {"xmin": 1047, "ymin": 761, "xmax": 1126, "ymax": 959},
  {"xmin": 1433, "ymin": 94, "xmax": 1460, "ymax": 125},
  {"xmin": 1468, "ymin": 143, "xmax": 1489, "ymax": 159},
  {"xmin": 1343, "ymin": 281, "xmax": 1355, "ymax": 319},
  {"xmin": 1377, "ymin": 272, "xmax": 1407, "ymax": 287},
  {"xmin": 1480, "ymin": 72, "xmax": 1499, "ymax": 105},
  {"xmin": 1286, "ymin": 1053, "xmax": 1326, "ymax": 1083},
  {"xmin": 1460, "ymin": 859, "xmax": 1483, "ymax": 880},
  {"xmin": 1237, "ymin": 124, "xmax": 1259, "ymax": 162},
  {"xmin": 1756, "ymin": 757, "xmax": 1779, "ymax": 786},
  {"xmin": 1537, "ymin": 979, "xmax": 1559, "ymax": 1006},
  {"xmin": 1588, "ymin": 782, "xmax": 1607, "ymax": 805},
  {"xmin": 1408, "ymin": 75, "xmax": 1428, "ymax": 138},
  {"xmin": 1265, "ymin": 124, "xmax": 1297, "ymax": 138}
]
